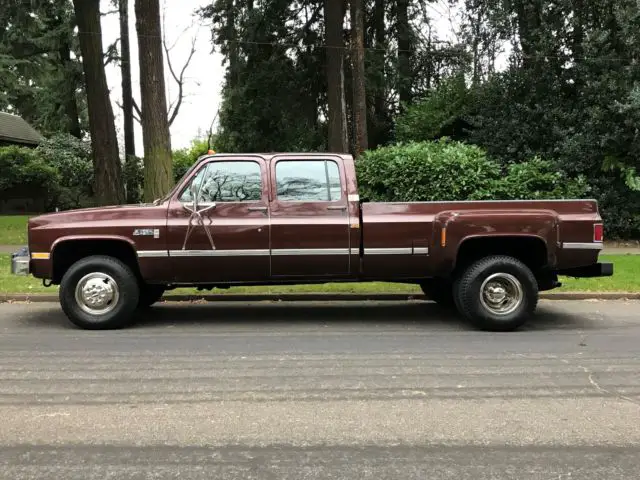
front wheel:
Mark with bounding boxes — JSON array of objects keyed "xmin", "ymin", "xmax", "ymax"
[
  {"xmin": 454, "ymin": 255, "xmax": 538, "ymax": 332},
  {"xmin": 59, "ymin": 255, "xmax": 140, "ymax": 330}
]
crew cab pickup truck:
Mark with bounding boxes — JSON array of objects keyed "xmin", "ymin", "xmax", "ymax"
[{"xmin": 11, "ymin": 152, "xmax": 613, "ymax": 331}]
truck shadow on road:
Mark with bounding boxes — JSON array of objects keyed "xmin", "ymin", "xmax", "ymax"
[
  {"xmin": 68, "ymin": 301, "xmax": 604, "ymax": 331},
  {"xmin": 19, "ymin": 301, "xmax": 600, "ymax": 332}
]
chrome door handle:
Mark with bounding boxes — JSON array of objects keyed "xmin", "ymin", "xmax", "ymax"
[
  {"xmin": 248, "ymin": 206, "xmax": 268, "ymax": 212},
  {"xmin": 327, "ymin": 205, "xmax": 347, "ymax": 211}
]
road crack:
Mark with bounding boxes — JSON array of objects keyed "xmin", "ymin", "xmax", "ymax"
[{"xmin": 562, "ymin": 359, "xmax": 640, "ymax": 407}]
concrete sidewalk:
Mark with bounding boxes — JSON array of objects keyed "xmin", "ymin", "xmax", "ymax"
[{"xmin": 2, "ymin": 244, "xmax": 640, "ymax": 255}]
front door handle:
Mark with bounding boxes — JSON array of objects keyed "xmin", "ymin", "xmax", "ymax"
[
  {"xmin": 327, "ymin": 205, "xmax": 347, "ymax": 211},
  {"xmin": 248, "ymin": 206, "xmax": 268, "ymax": 212}
]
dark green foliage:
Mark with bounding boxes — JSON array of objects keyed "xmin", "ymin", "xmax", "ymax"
[
  {"xmin": 201, "ymin": 0, "xmax": 326, "ymax": 153},
  {"xmin": 478, "ymin": 158, "xmax": 590, "ymax": 201},
  {"xmin": 123, "ymin": 155, "xmax": 144, "ymax": 204},
  {"xmin": 356, "ymin": 140, "xmax": 589, "ymax": 203},
  {"xmin": 172, "ymin": 139, "xmax": 210, "ymax": 182},
  {"xmin": 200, "ymin": 0, "xmax": 466, "ymax": 153},
  {"xmin": 0, "ymin": 146, "xmax": 61, "ymax": 211},
  {"xmin": 0, "ymin": 0, "xmax": 86, "ymax": 137},
  {"xmin": 35, "ymin": 134, "xmax": 93, "ymax": 209},
  {"xmin": 395, "ymin": 75, "xmax": 471, "ymax": 143},
  {"xmin": 0, "ymin": 135, "xmax": 96, "ymax": 211}
]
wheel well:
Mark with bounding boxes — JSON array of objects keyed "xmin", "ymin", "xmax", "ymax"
[
  {"xmin": 51, "ymin": 240, "xmax": 141, "ymax": 284},
  {"xmin": 454, "ymin": 236, "xmax": 548, "ymax": 274}
]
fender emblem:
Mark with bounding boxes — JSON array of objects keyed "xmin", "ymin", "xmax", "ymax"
[{"xmin": 134, "ymin": 228, "xmax": 160, "ymax": 238}]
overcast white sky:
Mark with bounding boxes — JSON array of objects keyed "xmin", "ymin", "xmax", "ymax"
[{"xmin": 98, "ymin": 0, "xmax": 468, "ymax": 157}]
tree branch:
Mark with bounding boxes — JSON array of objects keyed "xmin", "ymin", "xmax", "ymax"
[
  {"xmin": 206, "ymin": 111, "xmax": 219, "ymax": 151},
  {"xmin": 132, "ymin": 98, "xmax": 143, "ymax": 124},
  {"xmin": 160, "ymin": 0, "xmax": 199, "ymax": 126},
  {"xmin": 164, "ymin": 31, "xmax": 198, "ymax": 126},
  {"xmin": 117, "ymin": 99, "xmax": 142, "ymax": 125}
]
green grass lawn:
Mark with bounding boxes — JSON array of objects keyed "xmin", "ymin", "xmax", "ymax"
[
  {"xmin": 0, "ymin": 216, "xmax": 29, "ymax": 245},
  {"xmin": 0, "ymin": 254, "xmax": 636, "ymax": 295}
]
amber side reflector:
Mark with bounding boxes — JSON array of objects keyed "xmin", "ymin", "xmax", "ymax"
[
  {"xmin": 31, "ymin": 252, "xmax": 50, "ymax": 260},
  {"xmin": 441, "ymin": 228, "xmax": 447, "ymax": 247},
  {"xmin": 594, "ymin": 223, "xmax": 604, "ymax": 242}
]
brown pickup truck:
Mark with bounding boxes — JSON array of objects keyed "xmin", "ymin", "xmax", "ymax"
[{"xmin": 11, "ymin": 152, "xmax": 612, "ymax": 331}]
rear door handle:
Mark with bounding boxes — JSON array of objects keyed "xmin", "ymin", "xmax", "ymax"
[
  {"xmin": 248, "ymin": 206, "xmax": 268, "ymax": 212},
  {"xmin": 327, "ymin": 205, "xmax": 347, "ymax": 211}
]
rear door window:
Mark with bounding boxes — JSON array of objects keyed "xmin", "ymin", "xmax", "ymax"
[{"xmin": 275, "ymin": 160, "xmax": 341, "ymax": 202}]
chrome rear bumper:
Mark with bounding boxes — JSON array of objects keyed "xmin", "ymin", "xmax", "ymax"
[{"xmin": 11, "ymin": 246, "xmax": 30, "ymax": 276}]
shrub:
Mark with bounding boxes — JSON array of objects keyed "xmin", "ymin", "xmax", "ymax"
[
  {"xmin": 356, "ymin": 139, "xmax": 501, "ymax": 202},
  {"xmin": 472, "ymin": 157, "xmax": 590, "ymax": 201},
  {"xmin": 356, "ymin": 140, "xmax": 589, "ymax": 203},
  {"xmin": 123, "ymin": 155, "xmax": 144, "ymax": 204},
  {"xmin": 172, "ymin": 138, "xmax": 210, "ymax": 183},
  {"xmin": 0, "ymin": 145, "xmax": 61, "ymax": 212},
  {"xmin": 35, "ymin": 134, "xmax": 94, "ymax": 209}
]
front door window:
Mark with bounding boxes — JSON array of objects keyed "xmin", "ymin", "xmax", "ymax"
[{"xmin": 180, "ymin": 161, "xmax": 263, "ymax": 204}]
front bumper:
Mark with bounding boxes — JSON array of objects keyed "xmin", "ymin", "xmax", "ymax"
[
  {"xmin": 559, "ymin": 262, "xmax": 614, "ymax": 278},
  {"xmin": 11, "ymin": 246, "xmax": 30, "ymax": 276}
]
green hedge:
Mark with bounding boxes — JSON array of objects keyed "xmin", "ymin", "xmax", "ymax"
[
  {"xmin": 0, "ymin": 135, "xmax": 95, "ymax": 212},
  {"xmin": 356, "ymin": 140, "xmax": 589, "ymax": 202},
  {"xmin": 0, "ymin": 145, "xmax": 62, "ymax": 211}
]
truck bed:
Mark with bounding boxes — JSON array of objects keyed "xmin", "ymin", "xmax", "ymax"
[{"xmin": 358, "ymin": 199, "xmax": 602, "ymax": 279}]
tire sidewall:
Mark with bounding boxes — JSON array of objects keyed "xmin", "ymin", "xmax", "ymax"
[
  {"xmin": 59, "ymin": 256, "xmax": 140, "ymax": 330},
  {"xmin": 457, "ymin": 256, "xmax": 538, "ymax": 331}
]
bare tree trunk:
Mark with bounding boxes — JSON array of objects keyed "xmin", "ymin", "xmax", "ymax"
[
  {"xmin": 119, "ymin": 0, "xmax": 138, "ymax": 203},
  {"xmin": 72, "ymin": 0, "xmax": 125, "ymax": 205},
  {"xmin": 134, "ymin": 0, "xmax": 173, "ymax": 202},
  {"xmin": 324, "ymin": 0, "xmax": 349, "ymax": 152},
  {"xmin": 350, "ymin": 0, "xmax": 368, "ymax": 156},
  {"xmin": 397, "ymin": 0, "xmax": 411, "ymax": 109}
]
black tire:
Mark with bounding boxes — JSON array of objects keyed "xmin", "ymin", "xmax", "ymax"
[
  {"xmin": 59, "ymin": 255, "xmax": 140, "ymax": 330},
  {"xmin": 138, "ymin": 284, "xmax": 166, "ymax": 308},
  {"xmin": 420, "ymin": 280, "xmax": 455, "ymax": 307},
  {"xmin": 454, "ymin": 255, "xmax": 538, "ymax": 332}
]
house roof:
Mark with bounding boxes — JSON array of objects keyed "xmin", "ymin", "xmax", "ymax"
[{"xmin": 0, "ymin": 112, "xmax": 44, "ymax": 146}]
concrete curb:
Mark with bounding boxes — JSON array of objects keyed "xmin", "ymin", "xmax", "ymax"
[{"xmin": 1, "ymin": 292, "xmax": 639, "ymax": 303}]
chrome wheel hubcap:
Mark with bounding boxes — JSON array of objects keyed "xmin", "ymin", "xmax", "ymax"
[
  {"xmin": 479, "ymin": 273, "xmax": 523, "ymax": 316},
  {"xmin": 74, "ymin": 272, "xmax": 119, "ymax": 315}
]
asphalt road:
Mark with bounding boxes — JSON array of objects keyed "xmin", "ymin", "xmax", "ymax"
[{"xmin": 1, "ymin": 299, "xmax": 639, "ymax": 479}]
